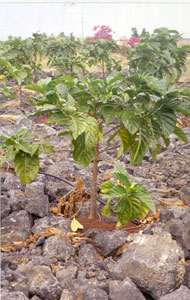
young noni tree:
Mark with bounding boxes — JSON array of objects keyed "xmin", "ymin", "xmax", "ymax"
[
  {"xmin": 129, "ymin": 27, "xmax": 190, "ymax": 83},
  {"xmin": 82, "ymin": 26, "xmax": 121, "ymax": 78},
  {"xmin": 25, "ymin": 72, "xmax": 190, "ymax": 227}
]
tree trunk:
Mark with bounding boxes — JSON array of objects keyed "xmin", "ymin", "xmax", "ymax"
[{"xmin": 89, "ymin": 141, "xmax": 99, "ymax": 219}]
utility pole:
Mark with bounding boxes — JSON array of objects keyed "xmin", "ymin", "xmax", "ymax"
[{"xmin": 81, "ymin": 4, "xmax": 84, "ymax": 40}]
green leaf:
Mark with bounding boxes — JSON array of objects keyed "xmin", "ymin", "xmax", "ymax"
[
  {"xmin": 140, "ymin": 203, "xmax": 149, "ymax": 219},
  {"xmin": 173, "ymin": 126, "xmax": 188, "ymax": 143},
  {"xmin": 20, "ymin": 130, "xmax": 34, "ymax": 140},
  {"xmin": 85, "ymin": 116, "xmax": 99, "ymax": 149},
  {"xmin": 101, "ymin": 106, "xmax": 119, "ymax": 124},
  {"xmin": 25, "ymin": 84, "xmax": 43, "ymax": 94},
  {"xmin": 49, "ymin": 112, "xmax": 69, "ymax": 125},
  {"xmin": 39, "ymin": 142, "xmax": 55, "ymax": 154},
  {"xmin": 112, "ymin": 165, "xmax": 131, "ymax": 187},
  {"xmin": 18, "ymin": 141, "xmax": 33, "ymax": 154},
  {"xmin": 100, "ymin": 181, "xmax": 115, "ymax": 193},
  {"xmin": 30, "ymin": 144, "xmax": 39, "ymax": 156},
  {"xmin": 102, "ymin": 185, "xmax": 127, "ymax": 199},
  {"xmin": 130, "ymin": 127, "xmax": 150, "ymax": 165},
  {"xmin": 102, "ymin": 198, "xmax": 112, "ymax": 218},
  {"xmin": 6, "ymin": 146, "xmax": 15, "ymax": 161},
  {"xmin": 69, "ymin": 117, "xmax": 87, "ymax": 140},
  {"xmin": 58, "ymin": 131, "xmax": 72, "ymax": 137},
  {"xmin": 72, "ymin": 65, "xmax": 80, "ymax": 74},
  {"xmin": 133, "ymin": 183, "xmax": 156, "ymax": 214},
  {"xmin": 56, "ymin": 83, "xmax": 68, "ymax": 99},
  {"xmin": 117, "ymin": 128, "xmax": 135, "ymax": 159},
  {"xmin": 14, "ymin": 152, "xmax": 40, "ymax": 185},
  {"xmin": 120, "ymin": 108, "xmax": 140, "ymax": 134},
  {"xmin": 71, "ymin": 217, "xmax": 84, "ymax": 232},
  {"xmin": 156, "ymin": 108, "xmax": 176, "ymax": 137},
  {"xmin": 72, "ymin": 134, "xmax": 96, "ymax": 167}
]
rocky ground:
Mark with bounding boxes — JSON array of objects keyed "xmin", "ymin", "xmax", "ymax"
[{"xmin": 0, "ymin": 93, "xmax": 190, "ymax": 300}]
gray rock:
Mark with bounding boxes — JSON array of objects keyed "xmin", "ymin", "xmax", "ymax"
[
  {"xmin": 44, "ymin": 180, "xmax": 70, "ymax": 202},
  {"xmin": 67, "ymin": 281, "xmax": 109, "ymax": 300},
  {"xmin": 16, "ymin": 264, "xmax": 62, "ymax": 300},
  {"xmin": 160, "ymin": 206, "xmax": 187, "ymax": 223},
  {"xmin": 3, "ymin": 175, "xmax": 25, "ymax": 191},
  {"xmin": 10, "ymin": 271, "xmax": 29, "ymax": 296},
  {"xmin": 31, "ymin": 256, "xmax": 56, "ymax": 266},
  {"xmin": 30, "ymin": 296, "xmax": 42, "ymax": 300},
  {"xmin": 1, "ymin": 195, "xmax": 11, "ymax": 218},
  {"xmin": 94, "ymin": 230, "xmax": 128, "ymax": 257},
  {"xmin": 158, "ymin": 285, "xmax": 190, "ymax": 300},
  {"xmin": 14, "ymin": 118, "xmax": 34, "ymax": 132},
  {"xmin": 1, "ymin": 210, "xmax": 33, "ymax": 240},
  {"xmin": 25, "ymin": 182, "xmax": 49, "ymax": 217},
  {"xmin": 74, "ymin": 285, "xmax": 109, "ymax": 300},
  {"xmin": 183, "ymin": 263, "xmax": 190, "ymax": 289},
  {"xmin": 164, "ymin": 210, "xmax": 190, "ymax": 258},
  {"xmin": 32, "ymin": 215, "xmax": 71, "ymax": 233},
  {"xmin": 109, "ymin": 232, "xmax": 185, "ymax": 299},
  {"xmin": 1, "ymin": 290, "xmax": 29, "ymax": 300},
  {"xmin": 43, "ymin": 232, "xmax": 75, "ymax": 261},
  {"xmin": 181, "ymin": 185, "xmax": 190, "ymax": 206},
  {"xmin": 78, "ymin": 244, "xmax": 100, "ymax": 266},
  {"xmin": 109, "ymin": 278, "xmax": 146, "ymax": 300},
  {"xmin": 7, "ymin": 189, "xmax": 26, "ymax": 212},
  {"xmin": 56, "ymin": 265, "xmax": 78, "ymax": 288}
]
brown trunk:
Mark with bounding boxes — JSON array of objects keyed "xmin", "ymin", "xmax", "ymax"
[{"xmin": 89, "ymin": 141, "xmax": 99, "ymax": 219}]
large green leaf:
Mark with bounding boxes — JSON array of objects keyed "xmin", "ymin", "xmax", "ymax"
[
  {"xmin": 102, "ymin": 198, "xmax": 112, "ymax": 218},
  {"xmin": 156, "ymin": 108, "xmax": 176, "ymax": 137},
  {"xmin": 49, "ymin": 112, "xmax": 69, "ymax": 125},
  {"xmin": 120, "ymin": 108, "xmax": 140, "ymax": 134},
  {"xmin": 85, "ymin": 116, "xmax": 99, "ymax": 149},
  {"xmin": 133, "ymin": 183, "xmax": 156, "ymax": 213},
  {"xmin": 14, "ymin": 152, "xmax": 40, "ymax": 185},
  {"xmin": 173, "ymin": 126, "xmax": 188, "ymax": 143},
  {"xmin": 6, "ymin": 146, "xmax": 15, "ymax": 161},
  {"xmin": 25, "ymin": 84, "xmax": 43, "ymax": 94},
  {"xmin": 100, "ymin": 181, "xmax": 115, "ymax": 193},
  {"xmin": 39, "ymin": 142, "xmax": 55, "ymax": 154},
  {"xmin": 72, "ymin": 134, "xmax": 96, "ymax": 167},
  {"xmin": 130, "ymin": 127, "xmax": 150, "ymax": 165},
  {"xmin": 102, "ymin": 185, "xmax": 127, "ymax": 199},
  {"xmin": 101, "ymin": 106, "xmax": 119, "ymax": 124},
  {"xmin": 69, "ymin": 117, "xmax": 87, "ymax": 140},
  {"xmin": 112, "ymin": 165, "xmax": 131, "ymax": 187},
  {"xmin": 18, "ymin": 141, "xmax": 33, "ymax": 154},
  {"xmin": 117, "ymin": 128, "xmax": 135, "ymax": 159}
]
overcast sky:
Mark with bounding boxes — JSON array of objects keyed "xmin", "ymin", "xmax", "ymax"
[{"xmin": 0, "ymin": 2, "xmax": 190, "ymax": 40}]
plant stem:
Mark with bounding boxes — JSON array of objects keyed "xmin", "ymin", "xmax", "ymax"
[
  {"xmin": 99, "ymin": 144, "xmax": 120, "ymax": 154},
  {"xmin": 103, "ymin": 125, "xmax": 120, "ymax": 136},
  {"xmin": 89, "ymin": 141, "xmax": 99, "ymax": 219}
]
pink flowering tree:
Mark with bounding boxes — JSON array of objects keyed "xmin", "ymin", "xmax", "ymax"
[
  {"xmin": 91, "ymin": 25, "xmax": 114, "ymax": 40},
  {"xmin": 82, "ymin": 25, "xmax": 121, "ymax": 77},
  {"xmin": 129, "ymin": 36, "xmax": 141, "ymax": 47}
]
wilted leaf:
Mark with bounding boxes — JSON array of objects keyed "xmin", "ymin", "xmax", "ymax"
[{"xmin": 71, "ymin": 217, "xmax": 84, "ymax": 232}]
